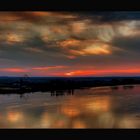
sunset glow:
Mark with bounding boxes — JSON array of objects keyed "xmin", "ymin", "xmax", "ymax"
[{"xmin": 0, "ymin": 68, "xmax": 28, "ymax": 73}]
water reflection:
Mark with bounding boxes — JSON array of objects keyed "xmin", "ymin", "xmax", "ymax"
[
  {"xmin": 61, "ymin": 106, "xmax": 80, "ymax": 118},
  {"xmin": 7, "ymin": 111, "xmax": 23, "ymax": 122},
  {"xmin": 85, "ymin": 97, "xmax": 111, "ymax": 113},
  {"xmin": 50, "ymin": 89, "xmax": 74, "ymax": 96},
  {"xmin": 0, "ymin": 85, "xmax": 140, "ymax": 128},
  {"xmin": 111, "ymin": 86, "xmax": 119, "ymax": 90},
  {"xmin": 72, "ymin": 119, "xmax": 87, "ymax": 128},
  {"xmin": 123, "ymin": 85, "xmax": 134, "ymax": 90}
]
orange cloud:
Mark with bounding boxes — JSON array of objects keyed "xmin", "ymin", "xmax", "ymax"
[
  {"xmin": 0, "ymin": 68, "xmax": 28, "ymax": 73},
  {"xmin": 82, "ymin": 44, "xmax": 111, "ymax": 55},
  {"xmin": 58, "ymin": 39, "xmax": 81, "ymax": 48},
  {"xmin": 66, "ymin": 44, "xmax": 111, "ymax": 57},
  {"xmin": 29, "ymin": 12, "xmax": 52, "ymax": 17},
  {"xmin": 97, "ymin": 69, "xmax": 140, "ymax": 75},
  {"xmin": 50, "ymin": 26, "xmax": 67, "ymax": 34},
  {"xmin": 70, "ymin": 20, "xmax": 89, "ymax": 34},
  {"xmin": 6, "ymin": 33, "xmax": 25, "ymax": 44},
  {"xmin": 16, "ymin": 12, "xmax": 77, "ymax": 23},
  {"xmin": 0, "ymin": 12, "xmax": 22, "ymax": 22},
  {"xmin": 58, "ymin": 39, "xmax": 112, "ymax": 57}
]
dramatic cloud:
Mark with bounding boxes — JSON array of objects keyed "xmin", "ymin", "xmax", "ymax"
[{"xmin": 0, "ymin": 12, "xmax": 140, "ymax": 76}]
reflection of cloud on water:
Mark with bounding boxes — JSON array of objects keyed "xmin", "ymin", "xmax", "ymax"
[
  {"xmin": 40, "ymin": 112, "xmax": 52, "ymax": 128},
  {"xmin": 75, "ymin": 87, "xmax": 112, "ymax": 96},
  {"xmin": 90, "ymin": 87, "xmax": 113, "ymax": 93},
  {"xmin": 6, "ymin": 103, "xmax": 32, "ymax": 109},
  {"xmin": 7, "ymin": 111, "xmax": 24, "ymax": 123},
  {"xmin": 97, "ymin": 112, "xmax": 115, "ymax": 128},
  {"xmin": 55, "ymin": 95, "xmax": 140, "ymax": 128},
  {"xmin": 1, "ymin": 104, "xmax": 140, "ymax": 128},
  {"xmin": 0, "ymin": 85, "xmax": 140, "ymax": 128},
  {"xmin": 85, "ymin": 96, "xmax": 111, "ymax": 113},
  {"xmin": 60, "ymin": 95, "xmax": 112, "ymax": 115},
  {"xmin": 40, "ymin": 112, "xmax": 69, "ymax": 128},
  {"xmin": 40, "ymin": 110, "xmax": 87, "ymax": 128},
  {"xmin": 117, "ymin": 116, "xmax": 140, "ymax": 128},
  {"xmin": 60, "ymin": 106, "xmax": 80, "ymax": 118},
  {"xmin": 72, "ymin": 119, "xmax": 87, "ymax": 128},
  {"xmin": 51, "ymin": 119, "xmax": 68, "ymax": 128}
]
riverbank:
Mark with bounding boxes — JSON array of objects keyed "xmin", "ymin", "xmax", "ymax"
[{"xmin": 0, "ymin": 76, "xmax": 140, "ymax": 94}]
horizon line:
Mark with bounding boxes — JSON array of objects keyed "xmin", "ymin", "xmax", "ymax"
[{"xmin": 1, "ymin": 75, "xmax": 140, "ymax": 78}]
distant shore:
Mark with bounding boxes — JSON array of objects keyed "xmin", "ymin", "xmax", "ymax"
[{"xmin": 0, "ymin": 76, "xmax": 140, "ymax": 94}]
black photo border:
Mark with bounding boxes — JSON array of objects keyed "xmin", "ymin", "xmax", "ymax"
[{"xmin": 0, "ymin": 0, "xmax": 140, "ymax": 139}]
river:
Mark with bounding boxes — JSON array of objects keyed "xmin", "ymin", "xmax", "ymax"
[{"xmin": 0, "ymin": 85, "xmax": 140, "ymax": 128}]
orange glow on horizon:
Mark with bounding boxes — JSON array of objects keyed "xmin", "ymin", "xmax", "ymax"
[
  {"xmin": 0, "ymin": 68, "xmax": 28, "ymax": 73},
  {"xmin": 1, "ymin": 66, "xmax": 140, "ymax": 76},
  {"xmin": 64, "ymin": 69, "xmax": 140, "ymax": 76}
]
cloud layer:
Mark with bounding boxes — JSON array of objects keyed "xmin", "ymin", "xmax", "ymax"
[{"xmin": 0, "ymin": 12, "xmax": 140, "ymax": 76}]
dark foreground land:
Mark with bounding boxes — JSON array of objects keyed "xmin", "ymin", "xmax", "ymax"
[{"xmin": 0, "ymin": 76, "xmax": 140, "ymax": 94}]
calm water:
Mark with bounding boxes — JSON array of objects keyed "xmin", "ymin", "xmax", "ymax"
[{"xmin": 0, "ymin": 85, "xmax": 140, "ymax": 128}]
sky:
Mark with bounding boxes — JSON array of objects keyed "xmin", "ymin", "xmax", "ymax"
[{"xmin": 0, "ymin": 11, "xmax": 140, "ymax": 77}]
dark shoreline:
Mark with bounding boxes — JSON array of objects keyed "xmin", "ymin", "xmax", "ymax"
[{"xmin": 0, "ymin": 76, "xmax": 140, "ymax": 94}]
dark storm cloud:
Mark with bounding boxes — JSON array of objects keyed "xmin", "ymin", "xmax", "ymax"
[
  {"xmin": 112, "ymin": 35, "xmax": 140, "ymax": 53},
  {"xmin": 9, "ymin": 12, "xmax": 79, "ymax": 26},
  {"xmin": 4, "ymin": 11, "xmax": 139, "ymax": 26},
  {"xmin": 72, "ymin": 12, "xmax": 140, "ymax": 23},
  {"xmin": 1, "ymin": 11, "xmax": 140, "ymax": 25}
]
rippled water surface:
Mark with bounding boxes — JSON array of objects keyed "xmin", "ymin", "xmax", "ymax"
[{"xmin": 0, "ymin": 85, "xmax": 140, "ymax": 128}]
